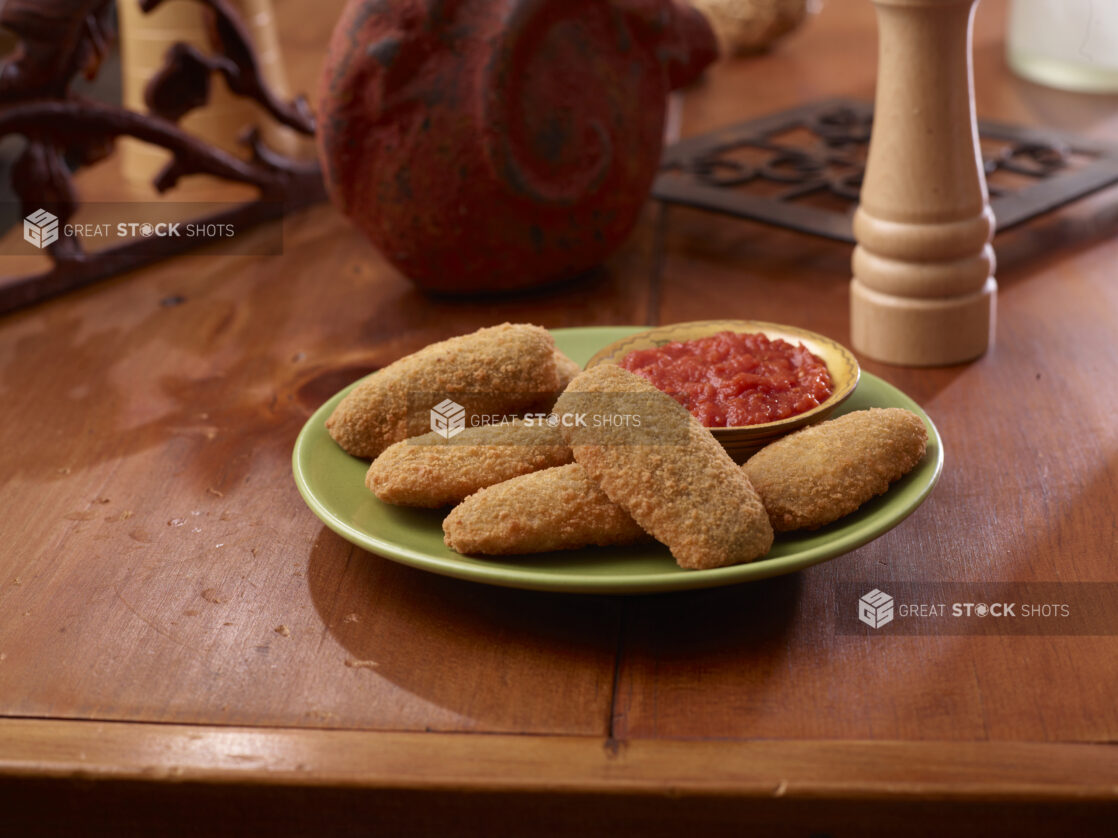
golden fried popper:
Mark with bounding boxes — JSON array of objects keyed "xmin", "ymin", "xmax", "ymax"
[
  {"xmin": 442, "ymin": 463, "xmax": 649, "ymax": 555},
  {"xmin": 326, "ymin": 323, "xmax": 561, "ymax": 459},
  {"xmin": 368, "ymin": 420, "xmax": 572, "ymax": 508},
  {"xmin": 554, "ymin": 363, "xmax": 773, "ymax": 570},
  {"xmin": 744, "ymin": 407, "xmax": 928, "ymax": 531}
]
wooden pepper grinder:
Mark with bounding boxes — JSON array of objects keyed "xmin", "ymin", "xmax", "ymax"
[{"xmin": 850, "ymin": 0, "xmax": 997, "ymax": 366}]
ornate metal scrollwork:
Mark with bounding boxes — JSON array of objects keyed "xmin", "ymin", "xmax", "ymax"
[
  {"xmin": 655, "ymin": 98, "xmax": 1118, "ymax": 243},
  {"xmin": 0, "ymin": 0, "xmax": 325, "ymax": 314}
]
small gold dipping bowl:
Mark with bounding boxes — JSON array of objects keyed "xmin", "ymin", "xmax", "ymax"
[{"xmin": 586, "ymin": 319, "xmax": 860, "ymax": 463}]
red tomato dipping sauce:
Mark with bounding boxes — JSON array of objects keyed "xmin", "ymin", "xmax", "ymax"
[{"xmin": 619, "ymin": 331, "xmax": 834, "ymax": 427}]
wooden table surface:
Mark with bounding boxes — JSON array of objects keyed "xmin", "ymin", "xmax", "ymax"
[{"xmin": 1, "ymin": 0, "xmax": 1116, "ymax": 834}]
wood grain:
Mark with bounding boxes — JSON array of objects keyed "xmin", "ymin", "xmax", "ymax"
[
  {"xmin": 0, "ymin": 719, "xmax": 1114, "ymax": 837},
  {"xmin": 0, "ymin": 0, "xmax": 1115, "ymax": 829},
  {"xmin": 0, "ymin": 191, "xmax": 659, "ymax": 733},
  {"xmin": 0, "ymin": 0, "xmax": 654, "ymax": 734},
  {"xmin": 615, "ymin": 0, "xmax": 1118, "ymax": 743}
]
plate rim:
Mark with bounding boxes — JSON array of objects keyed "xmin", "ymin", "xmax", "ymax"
[{"xmin": 292, "ymin": 325, "xmax": 944, "ymax": 594}]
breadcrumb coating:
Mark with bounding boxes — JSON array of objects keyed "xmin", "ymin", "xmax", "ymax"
[
  {"xmin": 554, "ymin": 363, "xmax": 773, "ymax": 570},
  {"xmin": 552, "ymin": 349, "xmax": 582, "ymax": 392},
  {"xmin": 525, "ymin": 349, "xmax": 583, "ymax": 415},
  {"xmin": 744, "ymin": 407, "xmax": 928, "ymax": 531},
  {"xmin": 367, "ymin": 420, "xmax": 572, "ymax": 508},
  {"xmin": 326, "ymin": 323, "xmax": 560, "ymax": 459},
  {"xmin": 442, "ymin": 463, "xmax": 648, "ymax": 554}
]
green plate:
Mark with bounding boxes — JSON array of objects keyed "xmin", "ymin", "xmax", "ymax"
[{"xmin": 292, "ymin": 326, "xmax": 943, "ymax": 594}]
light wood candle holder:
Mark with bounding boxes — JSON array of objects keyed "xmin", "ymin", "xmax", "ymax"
[
  {"xmin": 118, "ymin": 0, "xmax": 300, "ymax": 186},
  {"xmin": 0, "ymin": 0, "xmax": 322, "ymax": 313},
  {"xmin": 850, "ymin": 0, "xmax": 997, "ymax": 366}
]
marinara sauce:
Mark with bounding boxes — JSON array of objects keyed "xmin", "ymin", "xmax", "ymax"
[{"xmin": 619, "ymin": 331, "xmax": 833, "ymax": 427}]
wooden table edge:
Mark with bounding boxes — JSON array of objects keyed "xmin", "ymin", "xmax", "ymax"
[{"xmin": 0, "ymin": 718, "xmax": 1114, "ymax": 802}]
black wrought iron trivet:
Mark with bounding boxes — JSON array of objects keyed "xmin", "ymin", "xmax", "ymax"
[{"xmin": 654, "ymin": 98, "xmax": 1118, "ymax": 242}]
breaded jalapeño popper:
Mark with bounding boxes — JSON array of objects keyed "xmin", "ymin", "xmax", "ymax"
[
  {"xmin": 326, "ymin": 323, "xmax": 561, "ymax": 459},
  {"xmin": 554, "ymin": 364, "xmax": 773, "ymax": 570}
]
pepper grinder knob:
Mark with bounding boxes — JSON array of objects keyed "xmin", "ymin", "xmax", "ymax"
[{"xmin": 850, "ymin": 0, "xmax": 997, "ymax": 366}]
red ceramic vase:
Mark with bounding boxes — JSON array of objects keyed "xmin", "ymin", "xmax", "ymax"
[{"xmin": 317, "ymin": 0, "xmax": 716, "ymax": 293}]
